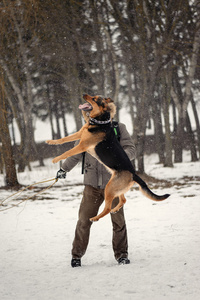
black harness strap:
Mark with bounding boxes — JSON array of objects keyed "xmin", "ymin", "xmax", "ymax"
[{"xmin": 81, "ymin": 152, "xmax": 86, "ymax": 174}]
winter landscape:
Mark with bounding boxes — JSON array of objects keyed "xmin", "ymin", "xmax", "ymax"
[
  {"xmin": 1, "ymin": 1, "xmax": 200, "ymax": 299},
  {"xmin": 0, "ymin": 149, "xmax": 200, "ymax": 300}
]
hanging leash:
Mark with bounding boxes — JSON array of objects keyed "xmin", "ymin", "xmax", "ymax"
[{"xmin": 0, "ymin": 177, "xmax": 58, "ymax": 212}]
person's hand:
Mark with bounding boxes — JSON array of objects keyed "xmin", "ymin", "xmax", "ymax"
[{"xmin": 56, "ymin": 168, "xmax": 66, "ymax": 179}]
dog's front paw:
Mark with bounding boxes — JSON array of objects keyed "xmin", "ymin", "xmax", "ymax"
[
  {"xmin": 52, "ymin": 156, "xmax": 61, "ymax": 164},
  {"xmin": 46, "ymin": 139, "xmax": 58, "ymax": 145},
  {"xmin": 90, "ymin": 216, "xmax": 99, "ymax": 222}
]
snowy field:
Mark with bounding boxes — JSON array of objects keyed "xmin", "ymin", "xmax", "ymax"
[{"xmin": 0, "ymin": 151, "xmax": 200, "ymax": 300}]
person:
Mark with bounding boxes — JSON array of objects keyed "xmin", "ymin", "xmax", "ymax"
[{"xmin": 56, "ymin": 108, "xmax": 136, "ymax": 268}]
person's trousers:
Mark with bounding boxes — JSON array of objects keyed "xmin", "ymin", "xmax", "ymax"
[{"xmin": 71, "ymin": 185, "xmax": 128, "ymax": 260}]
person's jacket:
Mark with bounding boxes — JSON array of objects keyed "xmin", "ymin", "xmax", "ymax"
[{"xmin": 62, "ymin": 123, "xmax": 136, "ymax": 189}]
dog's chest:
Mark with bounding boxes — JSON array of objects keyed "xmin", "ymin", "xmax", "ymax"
[
  {"xmin": 87, "ymin": 145, "xmax": 113, "ymax": 173},
  {"xmin": 87, "ymin": 147, "xmax": 98, "ymax": 158}
]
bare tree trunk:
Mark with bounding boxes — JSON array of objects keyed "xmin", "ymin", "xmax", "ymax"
[
  {"xmin": 171, "ymin": 99, "xmax": 177, "ymax": 134},
  {"xmin": 174, "ymin": 119, "xmax": 185, "ymax": 163},
  {"xmin": 0, "ymin": 143, "xmax": 3, "ymax": 174},
  {"xmin": 136, "ymin": 127, "xmax": 146, "ymax": 174},
  {"xmin": 152, "ymin": 100, "xmax": 165, "ymax": 164},
  {"xmin": 163, "ymin": 91, "xmax": 173, "ymax": 167},
  {"xmin": 191, "ymin": 96, "xmax": 200, "ymax": 159},
  {"xmin": 185, "ymin": 111, "xmax": 198, "ymax": 162},
  {"xmin": 60, "ymin": 101, "xmax": 68, "ymax": 136},
  {"xmin": 170, "ymin": 85, "xmax": 184, "ymax": 162},
  {"xmin": 126, "ymin": 68, "xmax": 135, "ymax": 131},
  {"xmin": 101, "ymin": 19, "xmax": 120, "ymax": 120},
  {"xmin": 163, "ymin": 71, "xmax": 173, "ymax": 167},
  {"xmin": 54, "ymin": 100, "xmax": 61, "ymax": 139},
  {"xmin": 46, "ymin": 87, "xmax": 56, "ymax": 139},
  {"xmin": 69, "ymin": 89, "xmax": 83, "ymax": 131},
  {"xmin": 0, "ymin": 77, "xmax": 19, "ymax": 187}
]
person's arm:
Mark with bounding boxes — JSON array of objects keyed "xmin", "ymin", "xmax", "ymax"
[{"xmin": 118, "ymin": 123, "xmax": 136, "ymax": 160}]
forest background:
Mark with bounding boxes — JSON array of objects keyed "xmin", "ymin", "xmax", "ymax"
[{"xmin": 0, "ymin": 0, "xmax": 200, "ymax": 187}]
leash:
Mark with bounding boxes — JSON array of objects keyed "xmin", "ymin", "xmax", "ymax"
[{"xmin": 0, "ymin": 177, "xmax": 58, "ymax": 212}]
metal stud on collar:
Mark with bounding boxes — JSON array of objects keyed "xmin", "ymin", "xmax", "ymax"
[{"xmin": 89, "ymin": 117, "xmax": 111, "ymax": 125}]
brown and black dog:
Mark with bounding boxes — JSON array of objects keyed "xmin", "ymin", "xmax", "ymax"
[{"xmin": 46, "ymin": 94, "xmax": 170, "ymax": 222}]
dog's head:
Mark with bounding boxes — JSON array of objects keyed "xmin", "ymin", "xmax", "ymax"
[{"xmin": 79, "ymin": 94, "xmax": 116, "ymax": 121}]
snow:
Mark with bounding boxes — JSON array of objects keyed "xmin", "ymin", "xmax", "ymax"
[{"xmin": 0, "ymin": 151, "xmax": 200, "ymax": 300}]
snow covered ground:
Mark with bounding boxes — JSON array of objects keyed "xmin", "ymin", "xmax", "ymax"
[{"xmin": 0, "ymin": 151, "xmax": 200, "ymax": 300}]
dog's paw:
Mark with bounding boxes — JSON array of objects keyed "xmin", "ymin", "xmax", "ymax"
[
  {"xmin": 52, "ymin": 157, "xmax": 60, "ymax": 164},
  {"xmin": 46, "ymin": 140, "xmax": 57, "ymax": 145},
  {"xmin": 89, "ymin": 217, "xmax": 99, "ymax": 222}
]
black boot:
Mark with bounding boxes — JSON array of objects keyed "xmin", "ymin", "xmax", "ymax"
[
  {"xmin": 117, "ymin": 257, "xmax": 130, "ymax": 265},
  {"xmin": 71, "ymin": 258, "xmax": 81, "ymax": 268}
]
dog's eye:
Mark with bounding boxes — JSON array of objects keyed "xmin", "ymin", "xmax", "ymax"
[{"xmin": 92, "ymin": 98, "xmax": 95, "ymax": 101}]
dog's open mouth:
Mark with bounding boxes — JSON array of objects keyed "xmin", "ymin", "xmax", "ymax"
[{"xmin": 79, "ymin": 102, "xmax": 93, "ymax": 111}]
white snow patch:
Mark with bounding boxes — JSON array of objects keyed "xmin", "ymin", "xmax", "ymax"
[{"xmin": 0, "ymin": 152, "xmax": 200, "ymax": 300}]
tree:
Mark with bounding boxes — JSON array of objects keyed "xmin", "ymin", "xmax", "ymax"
[
  {"xmin": 1, "ymin": 0, "xmax": 200, "ymax": 182},
  {"xmin": 0, "ymin": 72, "xmax": 19, "ymax": 187},
  {"xmin": 0, "ymin": 0, "xmax": 44, "ymax": 171}
]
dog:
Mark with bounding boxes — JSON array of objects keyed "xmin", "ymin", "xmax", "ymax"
[{"xmin": 46, "ymin": 94, "xmax": 170, "ymax": 222}]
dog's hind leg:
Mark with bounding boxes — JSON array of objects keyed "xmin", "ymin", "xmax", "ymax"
[
  {"xmin": 89, "ymin": 190, "xmax": 114, "ymax": 222},
  {"xmin": 90, "ymin": 171, "xmax": 133, "ymax": 222},
  {"xmin": 110, "ymin": 194, "xmax": 126, "ymax": 214},
  {"xmin": 89, "ymin": 177, "xmax": 117, "ymax": 222}
]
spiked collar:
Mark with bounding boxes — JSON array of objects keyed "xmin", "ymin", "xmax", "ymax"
[{"xmin": 89, "ymin": 116, "xmax": 111, "ymax": 125}]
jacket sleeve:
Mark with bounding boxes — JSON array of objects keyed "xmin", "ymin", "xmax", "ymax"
[
  {"xmin": 118, "ymin": 123, "xmax": 136, "ymax": 160},
  {"xmin": 61, "ymin": 141, "xmax": 83, "ymax": 172}
]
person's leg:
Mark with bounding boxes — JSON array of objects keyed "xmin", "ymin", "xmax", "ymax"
[
  {"xmin": 71, "ymin": 185, "xmax": 104, "ymax": 259},
  {"xmin": 110, "ymin": 197, "xmax": 129, "ymax": 261}
]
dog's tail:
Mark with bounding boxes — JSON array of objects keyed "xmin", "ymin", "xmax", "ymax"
[{"xmin": 133, "ymin": 174, "xmax": 170, "ymax": 201}]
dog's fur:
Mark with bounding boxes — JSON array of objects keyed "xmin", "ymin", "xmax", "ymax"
[{"xmin": 46, "ymin": 94, "xmax": 170, "ymax": 222}]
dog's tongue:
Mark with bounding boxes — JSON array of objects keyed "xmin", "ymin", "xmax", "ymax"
[{"xmin": 79, "ymin": 103, "xmax": 92, "ymax": 111}]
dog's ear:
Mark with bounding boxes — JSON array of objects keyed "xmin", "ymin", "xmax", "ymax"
[
  {"xmin": 105, "ymin": 97, "xmax": 114, "ymax": 103},
  {"xmin": 104, "ymin": 103, "xmax": 111, "ymax": 111},
  {"xmin": 107, "ymin": 102, "xmax": 116, "ymax": 118}
]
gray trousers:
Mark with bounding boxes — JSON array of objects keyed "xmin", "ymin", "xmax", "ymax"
[{"xmin": 71, "ymin": 185, "xmax": 128, "ymax": 260}]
